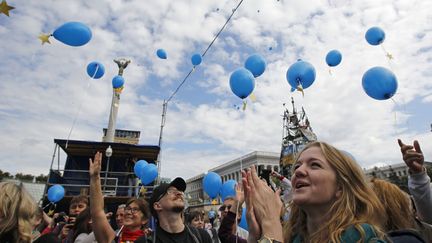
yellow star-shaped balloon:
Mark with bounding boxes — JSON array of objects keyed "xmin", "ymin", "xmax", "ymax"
[
  {"xmin": 0, "ymin": 0, "xmax": 14, "ymax": 17},
  {"xmin": 38, "ymin": 34, "xmax": 51, "ymax": 45}
]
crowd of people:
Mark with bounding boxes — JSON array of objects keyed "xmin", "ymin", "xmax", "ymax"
[{"xmin": 0, "ymin": 139, "xmax": 431, "ymax": 243}]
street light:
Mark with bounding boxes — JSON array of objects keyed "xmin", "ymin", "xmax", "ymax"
[{"xmin": 104, "ymin": 146, "xmax": 113, "ymax": 193}]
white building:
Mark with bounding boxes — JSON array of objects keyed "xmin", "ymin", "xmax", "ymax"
[
  {"xmin": 185, "ymin": 151, "xmax": 280, "ymax": 209},
  {"xmin": 364, "ymin": 161, "xmax": 432, "ymax": 179}
]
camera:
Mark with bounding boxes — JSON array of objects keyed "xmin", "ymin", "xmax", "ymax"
[{"xmin": 54, "ymin": 212, "xmax": 67, "ymax": 224}]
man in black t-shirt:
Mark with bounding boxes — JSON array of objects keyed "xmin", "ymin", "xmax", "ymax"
[{"xmin": 148, "ymin": 177, "xmax": 212, "ymax": 243}]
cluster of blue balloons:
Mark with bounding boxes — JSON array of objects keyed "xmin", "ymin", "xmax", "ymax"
[
  {"xmin": 53, "ymin": 22, "xmax": 92, "ymax": 47},
  {"xmin": 134, "ymin": 160, "xmax": 158, "ymax": 185},
  {"xmin": 229, "ymin": 53, "xmax": 266, "ymax": 100},
  {"xmin": 47, "ymin": 184, "xmax": 65, "ymax": 203},
  {"xmin": 203, "ymin": 172, "xmax": 237, "ymax": 200},
  {"xmin": 202, "ymin": 172, "xmax": 247, "ymax": 230}
]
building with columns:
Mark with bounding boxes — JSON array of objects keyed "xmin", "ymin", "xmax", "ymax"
[
  {"xmin": 185, "ymin": 151, "xmax": 280, "ymax": 209},
  {"xmin": 363, "ymin": 161, "xmax": 432, "ymax": 179}
]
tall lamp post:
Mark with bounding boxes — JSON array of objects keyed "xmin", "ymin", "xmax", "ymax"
[{"xmin": 104, "ymin": 145, "xmax": 113, "ymax": 193}]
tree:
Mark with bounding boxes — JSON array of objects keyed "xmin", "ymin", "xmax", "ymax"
[
  {"xmin": 0, "ymin": 170, "xmax": 13, "ymax": 180},
  {"xmin": 426, "ymin": 165, "xmax": 432, "ymax": 179},
  {"xmin": 15, "ymin": 173, "xmax": 34, "ymax": 181},
  {"xmin": 36, "ymin": 174, "xmax": 48, "ymax": 183}
]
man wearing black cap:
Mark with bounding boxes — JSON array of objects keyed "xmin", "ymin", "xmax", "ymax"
[{"xmin": 149, "ymin": 177, "xmax": 212, "ymax": 243}]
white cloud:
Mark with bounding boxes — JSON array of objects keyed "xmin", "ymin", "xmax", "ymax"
[{"xmin": 0, "ymin": 0, "xmax": 431, "ymax": 181}]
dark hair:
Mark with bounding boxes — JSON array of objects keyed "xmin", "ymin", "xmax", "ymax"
[
  {"xmin": 185, "ymin": 210, "xmax": 204, "ymax": 225},
  {"xmin": 126, "ymin": 198, "xmax": 151, "ymax": 225},
  {"xmin": 72, "ymin": 208, "xmax": 92, "ymax": 241},
  {"xmin": 70, "ymin": 195, "xmax": 89, "ymax": 206}
]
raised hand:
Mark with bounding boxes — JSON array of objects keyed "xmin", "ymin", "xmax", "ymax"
[
  {"xmin": 243, "ymin": 166, "xmax": 283, "ymax": 241},
  {"xmin": 89, "ymin": 151, "xmax": 102, "ymax": 177},
  {"xmin": 235, "ymin": 182, "xmax": 245, "ymax": 206},
  {"xmin": 241, "ymin": 170, "xmax": 261, "ymax": 240},
  {"xmin": 398, "ymin": 139, "xmax": 424, "ymax": 174}
]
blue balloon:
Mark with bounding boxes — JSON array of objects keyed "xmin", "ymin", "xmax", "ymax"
[
  {"xmin": 220, "ymin": 180, "xmax": 237, "ymax": 201},
  {"xmin": 140, "ymin": 163, "xmax": 158, "ymax": 185},
  {"xmin": 47, "ymin": 185, "xmax": 65, "ymax": 203},
  {"xmin": 53, "ymin": 22, "xmax": 92, "ymax": 47},
  {"xmin": 286, "ymin": 60, "xmax": 316, "ymax": 90},
  {"xmin": 112, "ymin": 75, "xmax": 125, "ymax": 89},
  {"xmin": 365, "ymin": 27, "xmax": 385, "ymax": 46},
  {"xmin": 362, "ymin": 66, "xmax": 397, "ymax": 100},
  {"xmin": 229, "ymin": 68, "xmax": 255, "ymax": 99},
  {"xmin": 191, "ymin": 54, "xmax": 202, "ymax": 66},
  {"xmin": 203, "ymin": 172, "xmax": 222, "ymax": 199},
  {"xmin": 134, "ymin": 160, "xmax": 148, "ymax": 178},
  {"xmin": 238, "ymin": 208, "xmax": 248, "ymax": 231},
  {"xmin": 86, "ymin": 62, "xmax": 105, "ymax": 79},
  {"xmin": 244, "ymin": 54, "xmax": 266, "ymax": 78},
  {"xmin": 156, "ymin": 49, "xmax": 167, "ymax": 59},
  {"xmin": 325, "ymin": 50, "xmax": 342, "ymax": 67}
]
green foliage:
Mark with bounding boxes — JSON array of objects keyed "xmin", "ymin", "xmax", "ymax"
[
  {"xmin": 15, "ymin": 173, "xmax": 34, "ymax": 181},
  {"xmin": 0, "ymin": 170, "xmax": 47, "ymax": 183},
  {"xmin": 426, "ymin": 165, "xmax": 432, "ymax": 178},
  {"xmin": 0, "ymin": 169, "xmax": 13, "ymax": 180},
  {"xmin": 36, "ymin": 174, "xmax": 48, "ymax": 183}
]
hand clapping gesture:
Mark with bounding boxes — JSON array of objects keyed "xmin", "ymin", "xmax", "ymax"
[{"xmin": 242, "ymin": 166, "xmax": 283, "ymax": 241}]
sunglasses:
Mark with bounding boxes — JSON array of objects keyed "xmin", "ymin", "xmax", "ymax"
[{"xmin": 219, "ymin": 205, "xmax": 232, "ymax": 211}]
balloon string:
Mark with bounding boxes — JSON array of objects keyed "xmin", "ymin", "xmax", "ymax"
[
  {"xmin": 42, "ymin": 202, "xmax": 52, "ymax": 209},
  {"xmin": 381, "ymin": 44, "xmax": 394, "ymax": 70},
  {"xmin": 166, "ymin": 0, "xmax": 244, "ymax": 103},
  {"xmin": 235, "ymin": 112, "xmax": 246, "ymax": 243},
  {"xmin": 328, "ymin": 68, "xmax": 332, "ymax": 75},
  {"xmin": 390, "ymin": 98, "xmax": 398, "ymax": 131},
  {"xmin": 65, "ymin": 65, "xmax": 99, "ymax": 148}
]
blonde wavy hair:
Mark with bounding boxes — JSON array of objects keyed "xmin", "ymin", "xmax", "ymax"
[
  {"xmin": 284, "ymin": 141, "xmax": 386, "ymax": 243},
  {"xmin": 370, "ymin": 178, "xmax": 416, "ymax": 231},
  {"xmin": 0, "ymin": 182, "xmax": 38, "ymax": 243}
]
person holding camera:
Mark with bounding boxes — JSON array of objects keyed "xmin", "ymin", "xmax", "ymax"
[{"xmin": 40, "ymin": 195, "xmax": 89, "ymax": 242}]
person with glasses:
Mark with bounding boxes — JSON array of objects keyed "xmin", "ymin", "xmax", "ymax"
[
  {"xmin": 148, "ymin": 177, "xmax": 212, "ymax": 243},
  {"xmin": 89, "ymin": 152, "xmax": 151, "ymax": 243},
  {"xmin": 217, "ymin": 186, "xmax": 250, "ymax": 243}
]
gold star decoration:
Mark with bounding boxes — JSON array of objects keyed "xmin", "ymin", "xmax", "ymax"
[
  {"xmin": 296, "ymin": 84, "xmax": 304, "ymax": 97},
  {"xmin": 386, "ymin": 52, "xmax": 394, "ymax": 60},
  {"xmin": 38, "ymin": 33, "xmax": 51, "ymax": 45},
  {"xmin": 0, "ymin": 0, "xmax": 15, "ymax": 17}
]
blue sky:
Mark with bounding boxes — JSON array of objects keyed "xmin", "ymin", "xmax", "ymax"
[{"xmin": 0, "ymin": 0, "xmax": 431, "ymax": 180}]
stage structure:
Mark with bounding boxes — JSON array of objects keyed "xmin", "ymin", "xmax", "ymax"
[{"xmin": 279, "ymin": 98, "xmax": 317, "ymax": 178}]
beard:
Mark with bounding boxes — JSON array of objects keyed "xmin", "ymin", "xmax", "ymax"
[{"xmin": 172, "ymin": 204, "xmax": 185, "ymax": 213}]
